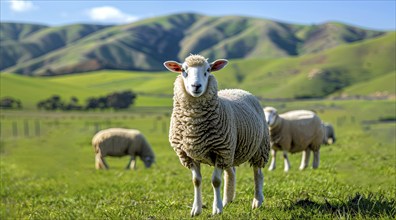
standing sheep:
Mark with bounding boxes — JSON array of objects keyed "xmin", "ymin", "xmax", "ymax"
[
  {"xmin": 164, "ymin": 54, "xmax": 270, "ymax": 216},
  {"xmin": 92, "ymin": 128, "xmax": 155, "ymax": 170},
  {"xmin": 322, "ymin": 122, "xmax": 336, "ymax": 145},
  {"xmin": 263, "ymin": 107, "xmax": 324, "ymax": 172}
]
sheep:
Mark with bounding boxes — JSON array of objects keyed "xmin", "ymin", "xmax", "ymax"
[
  {"xmin": 92, "ymin": 128, "xmax": 155, "ymax": 170},
  {"xmin": 322, "ymin": 122, "xmax": 336, "ymax": 145},
  {"xmin": 164, "ymin": 54, "xmax": 270, "ymax": 216},
  {"xmin": 263, "ymin": 107, "xmax": 324, "ymax": 172}
]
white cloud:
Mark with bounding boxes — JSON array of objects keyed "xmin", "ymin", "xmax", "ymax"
[
  {"xmin": 87, "ymin": 6, "xmax": 138, "ymax": 24},
  {"xmin": 9, "ymin": 0, "xmax": 36, "ymax": 12}
]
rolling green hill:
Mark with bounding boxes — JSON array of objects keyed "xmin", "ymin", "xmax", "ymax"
[
  {"xmin": 0, "ymin": 23, "xmax": 109, "ymax": 71},
  {"xmin": 1, "ymin": 32, "xmax": 394, "ymax": 109},
  {"xmin": 337, "ymin": 71, "xmax": 396, "ymax": 97},
  {"xmin": 217, "ymin": 32, "xmax": 396, "ymax": 99},
  {"xmin": 0, "ymin": 22, "xmax": 47, "ymax": 42},
  {"xmin": 1, "ymin": 13, "xmax": 385, "ymax": 75}
]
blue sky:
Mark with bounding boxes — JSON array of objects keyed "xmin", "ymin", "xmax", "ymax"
[{"xmin": 1, "ymin": 0, "xmax": 395, "ymax": 30}]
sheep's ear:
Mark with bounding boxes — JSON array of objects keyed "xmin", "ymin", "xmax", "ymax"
[
  {"xmin": 164, "ymin": 61, "xmax": 182, "ymax": 73},
  {"xmin": 210, "ymin": 59, "xmax": 228, "ymax": 72}
]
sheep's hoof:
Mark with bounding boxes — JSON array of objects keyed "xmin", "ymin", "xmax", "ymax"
[
  {"xmin": 252, "ymin": 198, "xmax": 263, "ymax": 209},
  {"xmin": 222, "ymin": 199, "xmax": 232, "ymax": 207},
  {"xmin": 190, "ymin": 206, "xmax": 202, "ymax": 217},
  {"xmin": 212, "ymin": 206, "xmax": 222, "ymax": 215},
  {"xmin": 299, "ymin": 166, "xmax": 307, "ymax": 171}
]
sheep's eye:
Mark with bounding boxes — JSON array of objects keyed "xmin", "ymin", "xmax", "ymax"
[
  {"xmin": 181, "ymin": 69, "xmax": 188, "ymax": 77},
  {"xmin": 204, "ymin": 68, "xmax": 210, "ymax": 76}
]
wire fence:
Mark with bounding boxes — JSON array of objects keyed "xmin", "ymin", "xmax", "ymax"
[{"xmin": 0, "ymin": 111, "xmax": 170, "ymax": 139}]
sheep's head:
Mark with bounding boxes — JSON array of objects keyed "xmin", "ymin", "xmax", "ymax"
[
  {"xmin": 264, "ymin": 107, "xmax": 278, "ymax": 127},
  {"xmin": 142, "ymin": 156, "xmax": 155, "ymax": 168},
  {"xmin": 164, "ymin": 54, "xmax": 228, "ymax": 97}
]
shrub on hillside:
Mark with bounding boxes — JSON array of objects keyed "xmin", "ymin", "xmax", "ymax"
[
  {"xmin": 37, "ymin": 95, "xmax": 67, "ymax": 110},
  {"xmin": 85, "ymin": 90, "xmax": 137, "ymax": 110},
  {"xmin": 0, "ymin": 97, "xmax": 22, "ymax": 109},
  {"xmin": 37, "ymin": 91, "xmax": 137, "ymax": 111}
]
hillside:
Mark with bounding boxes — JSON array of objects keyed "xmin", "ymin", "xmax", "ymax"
[
  {"xmin": 1, "ymin": 32, "xmax": 394, "ymax": 109},
  {"xmin": 0, "ymin": 23, "xmax": 110, "ymax": 72},
  {"xmin": 0, "ymin": 13, "xmax": 385, "ymax": 76}
]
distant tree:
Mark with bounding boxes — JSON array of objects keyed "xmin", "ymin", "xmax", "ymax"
[
  {"xmin": 37, "ymin": 95, "xmax": 64, "ymax": 110},
  {"xmin": 37, "ymin": 91, "xmax": 137, "ymax": 111},
  {"xmin": 64, "ymin": 96, "xmax": 83, "ymax": 110},
  {"xmin": 37, "ymin": 95, "xmax": 83, "ymax": 111},
  {"xmin": 106, "ymin": 91, "xmax": 137, "ymax": 109},
  {"xmin": 84, "ymin": 90, "xmax": 137, "ymax": 110},
  {"xmin": 70, "ymin": 96, "xmax": 79, "ymax": 104},
  {"xmin": 85, "ymin": 97, "xmax": 99, "ymax": 110},
  {"xmin": 0, "ymin": 97, "xmax": 22, "ymax": 109},
  {"xmin": 98, "ymin": 96, "xmax": 108, "ymax": 109}
]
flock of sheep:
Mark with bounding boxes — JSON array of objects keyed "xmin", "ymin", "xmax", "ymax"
[{"xmin": 92, "ymin": 54, "xmax": 336, "ymax": 216}]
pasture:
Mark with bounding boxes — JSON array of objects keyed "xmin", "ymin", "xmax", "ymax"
[{"xmin": 1, "ymin": 99, "xmax": 395, "ymax": 219}]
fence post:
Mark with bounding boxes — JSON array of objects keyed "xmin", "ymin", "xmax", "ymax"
[
  {"xmin": 94, "ymin": 122, "xmax": 100, "ymax": 134},
  {"xmin": 24, "ymin": 120, "xmax": 29, "ymax": 137},
  {"xmin": 12, "ymin": 121, "xmax": 18, "ymax": 137}
]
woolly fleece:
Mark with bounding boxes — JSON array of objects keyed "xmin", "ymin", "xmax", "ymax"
[
  {"xmin": 265, "ymin": 108, "xmax": 323, "ymax": 153},
  {"xmin": 169, "ymin": 74, "xmax": 270, "ymax": 169},
  {"xmin": 93, "ymin": 128, "xmax": 155, "ymax": 159}
]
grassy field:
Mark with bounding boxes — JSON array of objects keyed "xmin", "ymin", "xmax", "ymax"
[{"xmin": 1, "ymin": 99, "xmax": 395, "ymax": 219}]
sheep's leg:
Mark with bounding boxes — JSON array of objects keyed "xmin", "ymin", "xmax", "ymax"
[
  {"xmin": 212, "ymin": 166, "xmax": 223, "ymax": 215},
  {"xmin": 283, "ymin": 150, "xmax": 291, "ymax": 172},
  {"xmin": 126, "ymin": 156, "xmax": 136, "ymax": 170},
  {"xmin": 95, "ymin": 153, "xmax": 101, "ymax": 169},
  {"xmin": 268, "ymin": 149, "xmax": 276, "ymax": 171},
  {"xmin": 223, "ymin": 167, "xmax": 236, "ymax": 207},
  {"xmin": 191, "ymin": 162, "xmax": 202, "ymax": 217},
  {"xmin": 313, "ymin": 150, "xmax": 320, "ymax": 169},
  {"xmin": 252, "ymin": 166, "xmax": 264, "ymax": 209},
  {"xmin": 95, "ymin": 153, "xmax": 108, "ymax": 169},
  {"xmin": 299, "ymin": 149, "xmax": 311, "ymax": 170}
]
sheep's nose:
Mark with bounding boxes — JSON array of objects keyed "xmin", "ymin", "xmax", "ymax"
[{"xmin": 191, "ymin": 83, "xmax": 202, "ymax": 91}]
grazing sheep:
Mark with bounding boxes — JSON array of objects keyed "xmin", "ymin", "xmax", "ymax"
[
  {"xmin": 263, "ymin": 107, "xmax": 324, "ymax": 172},
  {"xmin": 164, "ymin": 54, "xmax": 270, "ymax": 216},
  {"xmin": 322, "ymin": 122, "xmax": 336, "ymax": 145},
  {"xmin": 92, "ymin": 128, "xmax": 155, "ymax": 170}
]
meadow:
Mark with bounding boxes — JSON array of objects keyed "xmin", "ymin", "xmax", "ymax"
[
  {"xmin": 1, "ymin": 13, "xmax": 395, "ymax": 220},
  {"xmin": 1, "ymin": 98, "xmax": 395, "ymax": 219}
]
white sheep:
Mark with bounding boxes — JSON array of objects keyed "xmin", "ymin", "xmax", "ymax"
[
  {"xmin": 92, "ymin": 128, "xmax": 155, "ymax": 170},
  {"xmin": 164, "ymin": 54, "xmax": 270, "ymax": 216},
  {"xmin": 263, "ymin": 107, "xmax": 324, "ymax": 172},
  {"xmin": 322, "ymin": 122, "xmax": 336, "ymax": 145}
]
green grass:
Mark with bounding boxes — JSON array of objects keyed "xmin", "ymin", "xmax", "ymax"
[
  {"xmin": 0, "ymin": 71, "xmax": 174, "ymax": 109},
  {"xmin": 1, "ymin": 99, "xmax": 395, "ymax": 219},
  {"xmin": 339, "ymin": 71, "xmax": 396, "ymax": 96}
]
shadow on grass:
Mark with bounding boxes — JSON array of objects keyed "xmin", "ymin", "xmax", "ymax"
[{"xmin": 286, "ymin": 193, "xmax": 396, "ymax": 218}]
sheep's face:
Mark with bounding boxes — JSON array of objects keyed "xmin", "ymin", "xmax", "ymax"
[
  {"xmin": 142, "ymin": 156, "xmax": 155, "ymax": 168},
  {"xmin": 264, "ymin": 107, "xmax": 278, "ymax": 127},
  {"xmin": 164, "ymin": 55, "xmax": 228, "ymax": 98}
]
